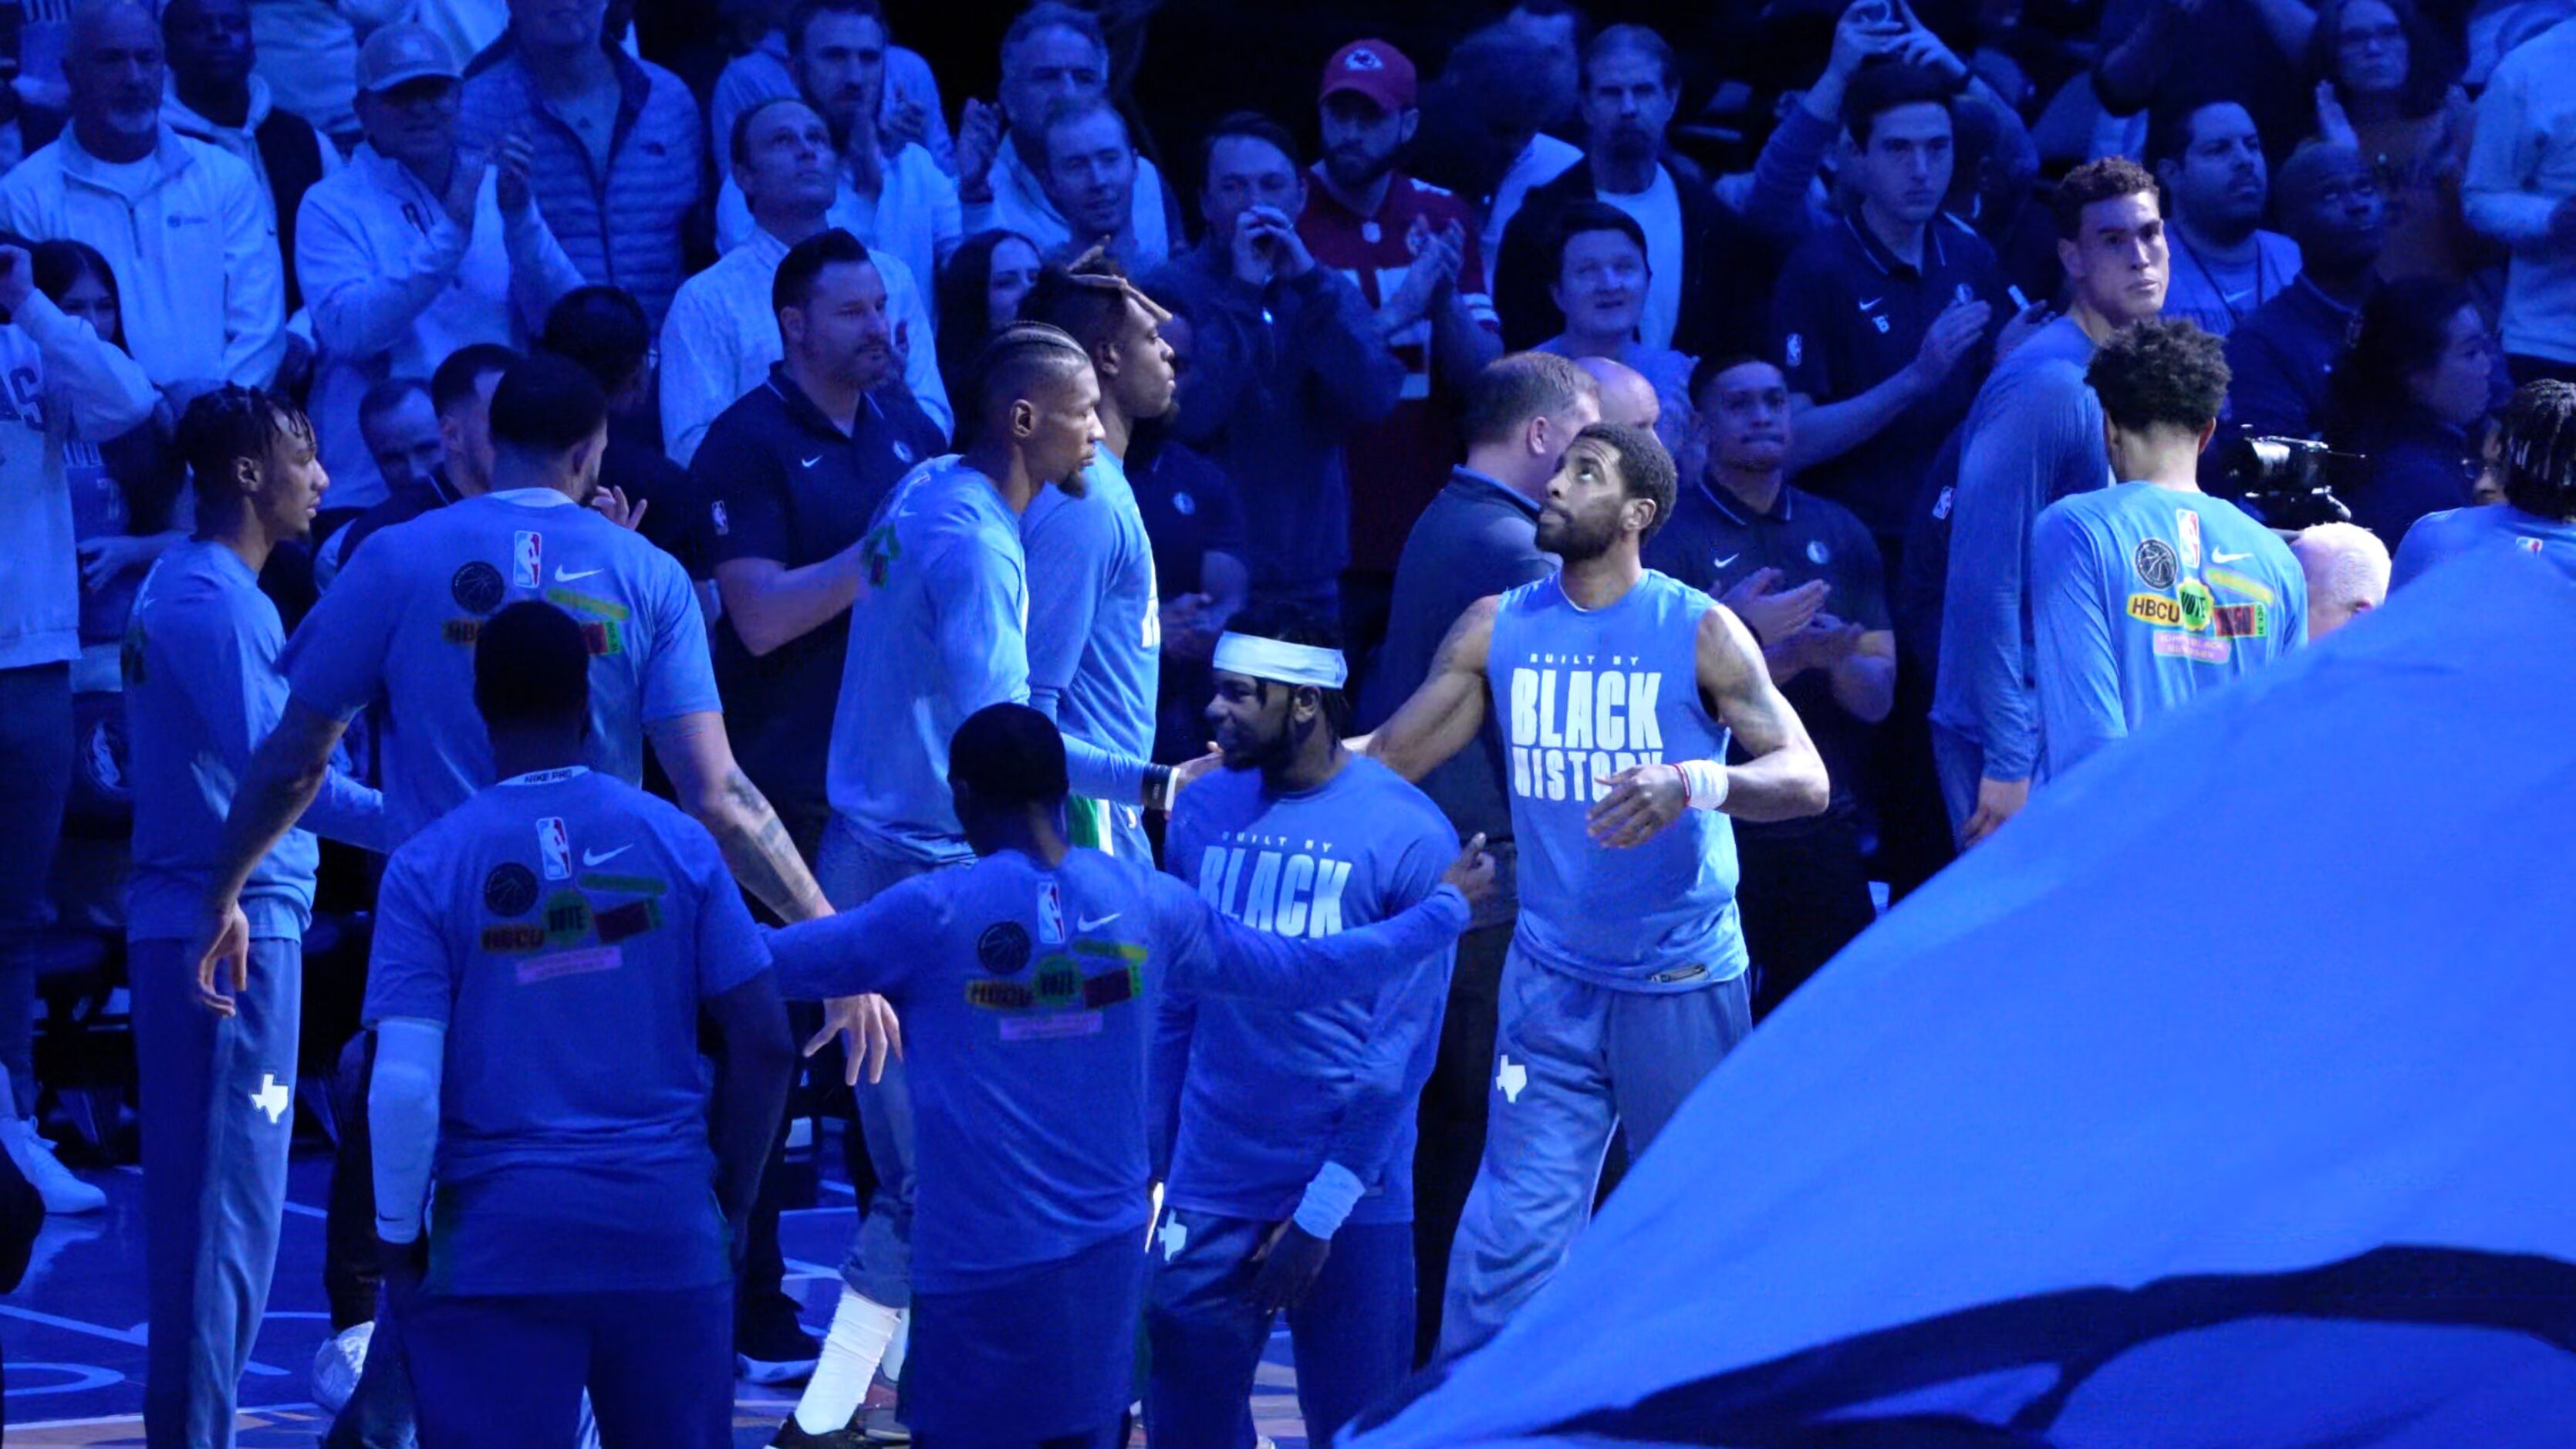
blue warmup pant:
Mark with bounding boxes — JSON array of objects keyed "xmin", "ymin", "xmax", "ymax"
[
  {"xmin": 132, "ymin": 934, "xmax": 302, "ymax": 1449},
  {"xmin": 816, "ymin": 816, "xmax": 953, "ymax": 1308},
  {"xmin": 1437, "ymin": 943, "xmax": 1751, "ymax": 1360},
  {"xmin": 908, "ymin": 1228, "xmax": 1142, "ymax": 1444},
  {"xmin": 0, "ymin": 663, "xmax": 72, "ymax": 1118},
  {"xmin": 1145, "ymin": 1214, "xmax": 1413, "ymax": 1449},
  {"xmin": 401, "ymin": 1282, "xmax": 732, "ymax": 1449}
]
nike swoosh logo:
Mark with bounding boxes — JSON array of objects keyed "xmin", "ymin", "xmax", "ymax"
[
  {"xmin": 801, "ymin": 455, "xmax": 822, "ymax": 469},
  {"xmin": 1076, "ymin": 912, "xmax": 1121, "ymax": 931},
  {"xmin": 554, "ymin": 567, "xmax": 603, "ymax": 583},
  {"xmin": 2212, "ymin": 549, "xmax": 2254, "ymax": 564},
  {"xmin": 581, "ymin": 845, "xmax": 631, "ymax": 866},
  {"xmin": 1714, "ymin": 553, "xmax": 1740, "ymax": 568},
  {"xmin": 1857, "ymin": 297, "xmax": 1883, "ymax": 312}
]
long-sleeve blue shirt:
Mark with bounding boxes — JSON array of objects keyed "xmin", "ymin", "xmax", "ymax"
[
  {"xmin": 2031, "ymin": 482, "xmax": 2307, "ymax": 775},
  {"xmin": 124, "ymin": 539, "xmax": 383, "ymax": 941},
  {"xmin": 2391, "ymin": 502, "xmax": 2576, "ymax": 589},
  {"xmin": 829, "ymin": 457, "xmax": 1156, "ymax": 865},
  {"xmin": 1933, "ymin": 315, "xmax": 2111, "ymax": 782},
  {"xmin": 765, "ymin": 846, "xmax": 1468, "ymax": 1292},
  {"xmin": 1141, "ymin": 245, "xmax": 1406, "ymax": 599},
  {"xmin": 1021, "ymin": 449, "xmax": 1161, "ymax": 768},
  {"xmin": 1157, "ymin": 756, "xmax": 1457, "ymax": 1228}
]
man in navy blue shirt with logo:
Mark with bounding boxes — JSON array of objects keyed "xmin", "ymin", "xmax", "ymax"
[{"xmin": 1770, "ymin": 62, "xmax": 2011, "ymax": 566}]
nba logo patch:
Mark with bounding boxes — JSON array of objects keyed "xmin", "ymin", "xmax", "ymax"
[
  {"xmin": 1036, "ymin": 882, "xmax": 1065, "ymax": 944},
  {"xmin": 2519, "ymin": 536, "xmax": 2544, "ymax": 553},
  {"xmin": 536, "ymin": 817, "xmax": 572, "ymax": 880},
  {"xmin": 514, "ymin": 531, "xmax": 542, "ymax": 588},
  {"xmin": 2176, "ymin": 510, "xmax": 2202, "ymax": 569}
]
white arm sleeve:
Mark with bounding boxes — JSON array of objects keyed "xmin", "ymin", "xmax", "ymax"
[{"xmin": 368, "ymin": 1017, "xmax": 446, "ymax": 1244}]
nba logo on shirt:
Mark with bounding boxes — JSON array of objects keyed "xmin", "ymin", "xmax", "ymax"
[
  {"xmin": 536, "ymin": 817, "xmax": 572, "ymax": 880},
  {"xmin": 1036, "ymin": 883, "xmax": 1065, "ymax": 944},
  {"xmin": 2519, "ymin": 536, "xmax": 2544, "ymax": 553},
  {"xmin": 514, "ymin": 531, "xmax": 543, "ymax": 589},
  {"xmin": 2176, "ymin": 510, "xmax": 2203, "ymax": 569}
]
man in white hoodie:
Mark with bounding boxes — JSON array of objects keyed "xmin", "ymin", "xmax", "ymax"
[
  {"xmin": 0, "ymin": 0, "xmax": 287, "ymax": 407},
  {"xmin": 0, "ymin": 238, "xmax": 162, "ymax": 1217},
  {"xmin": 294, "ymin": 22, "xmax": 584, "ymax": 509}
]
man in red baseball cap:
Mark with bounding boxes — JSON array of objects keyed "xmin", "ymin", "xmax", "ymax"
[{"xmin": 1298, "ymin": 39, "xmax": 1501, "ymax": 644}]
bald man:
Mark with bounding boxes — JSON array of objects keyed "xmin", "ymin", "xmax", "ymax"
[
  {"xmin": 2291, "ymin": 522, "xmax": 2389, "ymax": 639},
  {"xmin": 1576, "ymin": 355, "xmax": 1663, "ymax": 432}
]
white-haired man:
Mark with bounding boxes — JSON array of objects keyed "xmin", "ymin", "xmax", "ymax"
[{"xmin": 2291, "ymin": 522, "xmax": 2389, "ymax": 639}]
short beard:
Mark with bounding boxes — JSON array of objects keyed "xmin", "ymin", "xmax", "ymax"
[
  {"xmin": 1324, "ymin": 149, "xmax": 1393, "ymax": 194},
  {"xmin": 1537, "ymin": 510, "xmax": 1619, "ymax": 562},
  {"xmin": 1055, "ymin": 463, "xmax": 1091, "ymax": 498}
]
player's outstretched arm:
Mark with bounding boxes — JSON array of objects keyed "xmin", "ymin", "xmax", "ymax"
[
  {"xmin": 1697, "ymin": 604, "xmax": 1831, "ymax": 822},
  {"xmin": 649, "ymin": 711, "xmax": 834, "ymax": 924},
  {"xmin": 1149, "ymin": 837, "xmax": 1492, "ymax": 1004},
  {"xmin": 1358, "ymin": 596, "xmax": 1499, "ymax": 782}
]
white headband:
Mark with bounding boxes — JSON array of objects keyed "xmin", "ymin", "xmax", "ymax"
[{"xmin": 1214, "ymin": 632, "xmax": 1348, "ymax": 689}]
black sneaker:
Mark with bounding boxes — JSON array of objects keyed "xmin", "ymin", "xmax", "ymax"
[
  {"xmin": 766, "ymin": 1411, "xmax": 868, "ymax": 1449},
  {"xmin": 736, "ymin": 1306, "xmax": 821, "ymax": 1386}
]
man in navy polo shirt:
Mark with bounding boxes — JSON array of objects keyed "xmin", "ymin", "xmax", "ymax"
[
  {"xmin": 1647, "ymin": 355, "xmax": 1892, "ymax": 1016},
  {"xmin": 1771, "ymin": 64, "xmax": 2010, "ymax": 566},
  {"xmin": 695, "ymin": 228, "xmax": 945, "ymax": 863}
]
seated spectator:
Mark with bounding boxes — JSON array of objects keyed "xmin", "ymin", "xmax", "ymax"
[
  {"xmin": 245, "ymin": 0, "xmax": 407, "ymax": 147},
  {"xmin": 711, "ymin": 0, "xmax": 961, "ymax": 316},
  {"xmin": 2308, "ymin": 0, "xmax": 2483, "ymax": 285},
  {"xmin": 160, "ymin": 0, "xmax": 338, "ymax": 337},
  {"xmin": 542, "ymin": 286, "xmax": 713, "ymax": 578},
  {"xmin": 357, "ymin": 377, "xmax": 444, "ymax": 501},
  {"xmin": 2392, "ymin": 379, "xmax": 2576, "ymax": 585},
  {"xmin": 1143, "ymin": 112, "xmax": 1403, "ymax": 613},
  {"xmin": 295, "ymin": 23, "xmax": 584, "ymax": 511},
  {"xmin": 934, "ymin": 228, "xmax": 1042, "ymax": 400},
  {"xmin": 2463, "ymin": 15, "xmax": 2576, "ymax": 387},
  {"xmin": 1771, "ymin": 62, "xmax": 2009, "ymax": 559},
  {"xmin": 662, "ymin": 97, "xmax": 947, "ymax": 465},
  {"xmin": 30, "ymin": 239, "xmax": 187, "ymax": 651},
  {"xmin": 0, "ymin": 0, "xmax": 286, "ymax": 406},
  {"xmin": 1646, "ymin": 353, "xmax": 1892, "ymax": 1018},
  {"xmin": 457, "ymin": 0, "xmax": 704, "ymax": 327},
  {"xmin": 1125, "ymin": 311, "xmax": 1247, "ymax": 765},
  {"xmin": 2032, "ymin": 319, "xmax": 2307, "ymax": 777},
  {"xmin": 323, "ymin": 341, "xmax": 515, "ymax": 576},
  {"xmin": 1531, "ymin": 202, "xmax": 1694, "ymax": 454},
  {"xmin": 2330, "ymin": 278, "xmax": 2493, "ymax": 545},
  {"xmin": 1494, "ymin": 25, "xmax": 1771, "ymax": 357},
  {"xmin": 1035, "ymin": 97, "xmax": 1158, "ymax": 274},
  {"xmin": 2151, "ymin": 100, "xmax": 2303, "ymax": 339},
  {"xmin": 2222, "ymin": 143, "xmax": 2389, "ymax": 444},
  {"xmin": 707, "ymin": 0, "xmax": 953, "ymax": 181},
  {"xmin": 957, "ymin": 4, "xmax": 1181, "ymax": 269},
  {"xmin": 2291, "ymin": 521, "xmax": 2391, "ymax": 637}
]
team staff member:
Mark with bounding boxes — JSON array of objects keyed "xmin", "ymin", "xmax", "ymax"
[
  {"xmin": 1362, "ymin": 423, "xmax": 1829, "ymax": 1356},
  {"xmin": 697, "ymin": 228, "xmax": 944, "ymax": 863},
  {"xmin": 1150, "ymin": 609, "xmax": 1460, "ymax": 1446},
  {"xmin": 2032, "ymin": 319, "xmax": 2306, "ymax": 773},
  {"xmin": 1934, "ymin": 157, "xmax": 2169, "ymax": 846},
  {"xmin": 1770, "ymin": 62, "xmax": 2010, "ymax": 556},
  {"xmin": 1021, "ymin": 258, "xmax": 1179, "ymax": 865},
  {"xmin": 769, "ymin": 702, "xmax": 1491, "ymax": 1449},
  {"xmin": 125, "ymin": 388, "xmax": 384, "ymax": 1447},
  {"xmin": 366, "ymin": 602, "xmax": 793, "ymax": 1447},
  {"xmin": 1648, "ymin": 356, "xmax": 1893, "ymax": 1015}
]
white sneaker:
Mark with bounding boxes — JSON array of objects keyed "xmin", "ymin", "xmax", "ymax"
[
  {"xmin": 2, "ymin": 1116, "xmax": 105, "ymax": 1214},
  {"xmin": 312, "ymin": 1322, "xmax": 373, "ymax": 1414}
]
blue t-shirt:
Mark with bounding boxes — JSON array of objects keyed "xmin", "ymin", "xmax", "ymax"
[
  {"xmin": 2032, "ymin": 482, "xmax": 2308, "ymax": 775},
  {"xmin": 2391, "ymin": 503, "xmax": 2576, "ymax": 590},
  {"xmin": 284, "ymin": 488, "xmax": 719, "ymax": 848},
  {"xmin": 1159, "ymin": 756, "xmax": 1457, "ymax": 1227},
  {"xmin": 1486, "ymin": 569, "xmax": 1744, "ymax": 990},
  {"xmin": 1022, "ymin": 450, "xmax": 1162, "ymax": 769},
  {"xmin": 763, "ymin": 847, "xmax": 1469, "ymax": 1292},
  {"xmin": 362, "ymin": 767, "xmax": 771, "ymax": 1296},
  {"xmin": 123, "ymin": 540, "xmax": 383, "ymax": 941}
]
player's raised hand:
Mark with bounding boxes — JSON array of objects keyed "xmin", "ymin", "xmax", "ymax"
[
  {"xmin": 1440, "ymin": 832, "xmax": 1496, "ymax": 901},
  {"xmin": 1589, "ymin": 762, "xmax": 1689, "ymax": 847}
]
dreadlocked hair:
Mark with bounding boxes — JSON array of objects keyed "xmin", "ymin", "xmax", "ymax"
[
  {"xmin": 2499, "ymin": 380, "xmax": 2576, "ymax": 522},
  {"xmin": 176, "ymin": 384, "xmax": 313, "ymax": 528}
]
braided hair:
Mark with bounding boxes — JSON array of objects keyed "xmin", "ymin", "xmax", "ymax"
[
  {"xmin": 2498, "ymin": 380, "xmax": 2576, "ymax": 522},
  {"xmin": 175, "ymin": 384, "xmax": 313, "ymax": 530},
  {"xmin": 957, "ymin": 319, "xmax": 1096, "ymax": 494}
]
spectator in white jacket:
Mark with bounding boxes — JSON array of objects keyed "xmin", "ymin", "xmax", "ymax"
[
  {"xmin": 0, "ymin": 0, "xmax": 288, "ymax": 408},
  {"xmin": 0, "ymin": 238, "xmax": 160, "ymax": 1215},
  {"xmin": 663, "ymin": 96, "xmax": 948, "ymax": 465},
  {"xmin": 955, "ymin": 3, "xmax": 1180, "ymax": 269},
  {"xmin": 711, "ymin": 0, "xmax": 960, "ymax": 312},
  {"xmin": 293, "ymin": 22, "xmax": 583, "ymax": 508}
]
